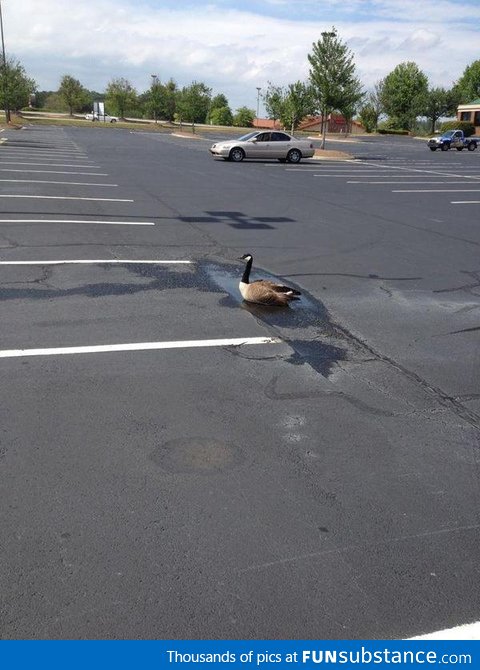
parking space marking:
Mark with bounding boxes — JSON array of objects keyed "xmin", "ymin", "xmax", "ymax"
[
  {"xmin": 0, "ymin": 195, "xmax": 134, "ymax": 202},
  {"xmin": 0, "ymin": 161, "xmax": 101, "ymax": 168},
  {"xmin": 409, "ymin": 620, "xmax": 480, "ymax": 640},
  {"xmin": 359, "ymin": 160, "xmax": 480, "ymax": 181},
  {"xmin": 0, "ymin": 259, "xmax": 191, "ymax": 265},
  {"xmin": 0, "ymin": 179, "xmax": 117, "ymax": 187},
  {"xmin": 0, "ymin": 169, "xmax": 108, "ymax": 176},
  {"xmin": 0, "ymin": 336, "xmax": 282, "ymax": 359},
  {"xmin": 0, "ymin": 219, "xmax": 154, "ymax": 226},
  {"xmin": 348, "ymin": 180, "xmax": 480, "ymax": 185},
  {"xmin": 451, "ymin": 200, "xmax": 480, "ymax": 204},
  {"xmin": 393, "ymin": 188, "xmax": 480, "ymax": 193}
]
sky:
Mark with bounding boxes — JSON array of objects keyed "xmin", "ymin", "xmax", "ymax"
[{"xmin": 4, "ymin": 0, "xmax": 480, "ymax": 112}]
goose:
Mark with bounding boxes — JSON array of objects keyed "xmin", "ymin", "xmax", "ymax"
[{"xmin": 238, "ymin": 253, "xmax": 301, "ymax": 306}]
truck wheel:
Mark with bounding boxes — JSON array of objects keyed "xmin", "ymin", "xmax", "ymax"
[
  {"xmin": 441, "ymin": 143, "xmax": 450, "ymax": 151},
  {"xmin": 468, "ymin": 143, "xmax": 476, "ymax": 151},
  {"xmin": 430, "ymin": 147, "xmax": 437, "ymax": 151}
]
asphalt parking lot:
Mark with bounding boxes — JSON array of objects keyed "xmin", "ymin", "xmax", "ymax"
[{"xmin": 0, "ymin": 124, "xmax": 479, "ymax": 640}]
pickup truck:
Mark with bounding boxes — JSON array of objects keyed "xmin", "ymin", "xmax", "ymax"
[
  {"xmin": 85, "ymin": 112, "xmax": 118, "ymax": 123},
  {"xmin": 427, "ymin": 130, "xmax": 479, "ymax": 151}
]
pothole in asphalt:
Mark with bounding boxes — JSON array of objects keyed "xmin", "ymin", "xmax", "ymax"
[{"xmin": 150, "ymin": 437, "xmax": 244, "ymax": 473}]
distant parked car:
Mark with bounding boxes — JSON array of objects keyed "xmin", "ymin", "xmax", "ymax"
[
  {"xmin": 210, "ymin": 130, "xmax": 315, "ymax": 163},
  {"xmin": 85, "ymin": 112, "xmax": 118, "ymax": 123}
]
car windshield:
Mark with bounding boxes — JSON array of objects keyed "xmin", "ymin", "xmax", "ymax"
[
  {"xmin": 237, "ymin": 132, "xmax": 259, "ymax": 141},
  {"xmin": 442, "ymin": 131, "xmax": 455, "ymax": 138}
]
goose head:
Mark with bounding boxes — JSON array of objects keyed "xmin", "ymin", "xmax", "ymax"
[{"xmin": 238, "ymin": 253, "xmax": 253, "ymax": 262}]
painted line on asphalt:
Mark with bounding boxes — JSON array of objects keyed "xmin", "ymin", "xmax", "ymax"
[
  {"xmin": 0, "ymin": 150, "xmax": 89, "ymax": 157},
  {"xmin": 393, "ymin": 189, "xmax": 480, "ymax": 193},
  {"xmin": 0, "ymin": 259, "xmax": 191, "ymax": 265},
  {"xmin": 0, "ymin": 336, "xmax": 282, "ymax": 359},
  {"xmin": 0, "ymin": 219, "xmax": 154, "ymax": 226},
  {"xmin": 348, "ymin": 181, "xmax": 480, "ymax": 185},
  {"xmin": 451, "ymin": 201, "xmax": 480, "ymax": 204},
  {"xmin": 359, "ymin": 160, "xmax": 480, "ymax": 182},
  {"xmin": 0, "ymin": 161, "xmax": 101, "ymax": 168},
  {"xmin": 0, "ymin": 179, "xmax": 117, "ymax": 187},
  {"xmin": 0, "ymin": 195, "xmax": 133, "ymax": 202},
  {"xmin": 0, "ymin": 168, "xmax": 108, "ymax": 176},
  {"xmin": 409, "ymin": 620, "xmax": 480, "ymax": 640}
]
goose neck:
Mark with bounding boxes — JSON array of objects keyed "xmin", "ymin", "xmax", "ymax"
[{"xmin": 241, "ymin": 257, "xmax": 253, "ymax": 284}]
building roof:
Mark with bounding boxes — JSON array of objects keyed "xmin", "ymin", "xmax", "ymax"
[{"xmin": 458, "ymin": 98, "xmax": 480, "ymax": 108}]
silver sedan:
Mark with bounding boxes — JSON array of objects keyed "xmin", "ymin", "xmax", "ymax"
[{"xmin": 210, "ymin": 130, "xmax": 315, "ymax": 163}]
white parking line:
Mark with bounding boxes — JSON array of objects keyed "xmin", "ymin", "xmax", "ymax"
[
  {"xmin": 0, "ymin": 150, "xmax": 89, "ymax": 158},
  {"xmin": 409, "ymin": 620, "xmax": 480, "ymax": 640},
  {"xmin": 0, "ymin": 179, "xmax": 117, "ymax": 187},
  {"xmin": 348, "ymin": 181, "xmax": 480, "ymax": 185},
  {"xmin": 0, "ymin": 336, "xmax": 282, "ymax": 359},
  {"xmin": 393, "ymin": 189, "xmax": 480, "ymax": 193},
  {"xmin": 451, "ymin": 200, "xmax": 480, "ymax": 204},
  {"xmin": 0, "ymin": 219, "xmax": 154, "ymax": 226},
  {"xmin": 0, "ymin": 259, "xmax": 191, "ymax": 265},
  {"xmin": 360, "ymin": 160, "xmax": 480, "ymax": 181},
  {"xmin": 0, "ymin": 161, "xmax": 101, "ymax": 168},
  {"xmin": 0, "ymin": 195, "xmax": 133, "ymax": 202},
  {"xmin": 0, "ymin": 169, "xmax": 108, "ymax": 176}
]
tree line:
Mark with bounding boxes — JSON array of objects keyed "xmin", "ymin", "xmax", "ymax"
[{"xmin": 2, "ymin": 29, "xmax": 480, "ymax": 135}]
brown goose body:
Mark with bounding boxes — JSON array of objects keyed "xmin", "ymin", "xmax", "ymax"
[{"xmin": 238, "ymin": 254, "xmax": 301, "ymax": 306}]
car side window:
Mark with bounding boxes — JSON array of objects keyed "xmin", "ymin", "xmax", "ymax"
[
  {"xmin": 256, "ymin": 133, "xmax": 270, "ymax": 142},
  {"xmin": 271, "ymin": 132, "xmax": 290, "ymax": 141}
]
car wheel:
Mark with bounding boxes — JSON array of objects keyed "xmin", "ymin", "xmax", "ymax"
[
  {"xmin": 429, "ymin": 147, "xmax": 437, "ymax": 151},
  {"xmin": 468, "ymin": 143, "xmax": 476, "ymax": 151},
  {"xmin": 287, "ymin": 148, "xmax": 302, "ymax": 163},
  {"xmin": 229, "ymin": 147, "xmax": 245, "ymax": 162},
  {"xmin": 110, "ymin": 119, "xmax": 117, "ymax": 123},
  {"xmin": 441, "ymin": 143, "xmax": 450, "ymax": 151}
]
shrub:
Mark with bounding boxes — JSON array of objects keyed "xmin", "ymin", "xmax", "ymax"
[{"xmin": 439, "ymin": 120, "xmax": 475, "ymax": 136}]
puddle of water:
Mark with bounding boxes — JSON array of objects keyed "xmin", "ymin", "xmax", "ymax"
[{"xmin": 204, "ymin": 261, "xmax": 349, "ymax": 377}]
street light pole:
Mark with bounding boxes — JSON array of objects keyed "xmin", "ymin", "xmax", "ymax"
[
  {"xmin": 256, "ymin": 87, "xmax": 261, "ymax": 122},
  {"xmin": 151, "ymin": 74, "xmax": 158, "ymax": 123},
  {"xmin": 0, "ymin": 0, "xmax": 10, "ymax": 124}
]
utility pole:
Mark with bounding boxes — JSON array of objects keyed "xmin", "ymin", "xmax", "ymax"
[
  {"xmin": 256, "ymin": 87, "xmax": 261, "ymax": 121},
  {"xmin": 0, "ymin": 0, "xmax": 10, "ymax": 123},
  {"xmin": 151, "ymin": 74, "xmax": 158, "ymax": 123}
]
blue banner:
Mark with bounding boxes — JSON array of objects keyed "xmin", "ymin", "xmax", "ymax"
[{"xmin": 0, "ymin": 640, "xmax": 478, "ymax": 669}]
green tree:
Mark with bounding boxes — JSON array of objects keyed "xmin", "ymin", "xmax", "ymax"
[
  {"xmin": 146, "ymin": 76, "xmax": 162, "ymax": 122},
  {"xmin": 0, "ymin": 58, "xmax": 36, "ymax": 116},
  {"xmin": 233, "ymin": 106, "xmax": 255, "ymax": 127},
  {"xmin": 176, "ymin": 81, "xmax": 211, "ymax": 124},
  {"xmin": 210, "ymin": 93, "xmax": 229, "ymax": 110},
  {"xmin": 58, "ymin": 75, "xmax": 89, "ymax": 116},
  {"xmin": 105, "ymin": 77, "xmax": 137, "ymax": 119},
  {"xmin": 263, "ymin": 83, "xmax": 284, "ymax": 123},
  {"xmin": 160, "ymin": 79, "xmax": 177, "ymax": 122},
  {"xmin": 423, "ymin": 87, "xmax": 456, "ymax": 134},
  {"xmin": 280, "ymin": 81, "xmax": 315, "ymax": 133},
  {"xmin": 453, "ymin": 60, "xmax": 480, "ymax": 103},
  {"xmin": 380, "ymin": 61, "xmax": 428, "ymax": 131},
  {"xmin": 209, "ymin": 106, "xmax": 233, "ymax": 125},
  {"xmin": 308, "ymin": 28, "xmax": 363, "ymax": 148},
  {"xmin": 208, "ymin": 93, "xmax": 232, "ymax": 125}
]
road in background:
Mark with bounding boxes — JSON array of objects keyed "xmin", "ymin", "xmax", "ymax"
[{"xmin": 0, "ymin": 125, "xmax": 479, "ymax": 639}]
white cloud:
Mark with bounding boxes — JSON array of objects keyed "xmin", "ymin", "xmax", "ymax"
[{"xmin": 3, "ymin": 0, "xmax": 479, "ymax": 109}]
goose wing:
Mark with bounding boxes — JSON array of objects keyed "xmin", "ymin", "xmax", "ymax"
[
  {"xmin": 245, "ymin": 281, "xmax": 295, "ymax": 305},
  {"xmin": 252, "ymin": 279, "xmax": 301, "ymax": 296}
]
